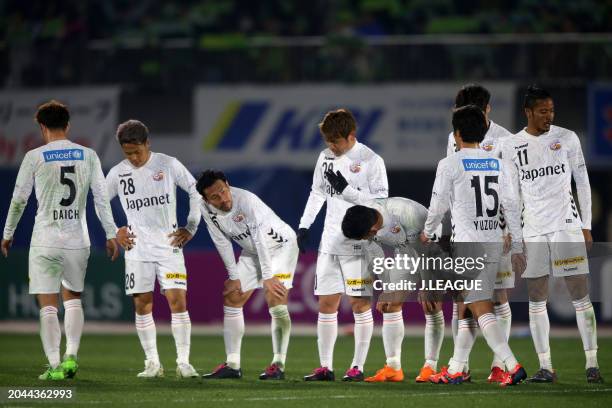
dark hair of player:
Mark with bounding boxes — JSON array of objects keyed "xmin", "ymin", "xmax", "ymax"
[
  {"xmin": 35, "ymin": 100, "xmax": 70, "ymax": 130},
  {"xmin": 452, "ymin": 105, "xmax": 487, "ymax": 144},
  {"xmin": 318, "ymin": 109, "xmax": 357, "ymax": 141},
  {"xmin": 455, "ymin": 84, "xmax": 490, "ymax": 111},
  {"xmin": 524, "ymin": 85, "xmax": 552, "ymax": 109},
  {"xmin": 116, "ymin": 120, "xmax": 149, "ymax": 145},
  {"xmin": 196, "ymin": 169, "xmax": 228, "ymax": 197},
  {"xmin": 342, "ymin": 205, "xmax": 378, "ymax": 240}
]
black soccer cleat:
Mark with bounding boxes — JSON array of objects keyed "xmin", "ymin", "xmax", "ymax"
[
  {"xmin": 259, "ymin": 363, "xmax": 285, "ymax": 380},
  {"xmin": 527, "ymin": 368, "xmax": 557, "ymax": 383},
  {"xmin": 304, "ymin": 367, "xmax": 335, "ymax": 381},
  {"xmin": 202, "ymin": 363, "xmax": 242, "ymax": 379},
  {"xmin": 342, "ymin": 366, "xmax": 364, "ymax": 382},
  {"xmin": 586, "ymin": 367, "xmax": 604, "ymax": 384}
]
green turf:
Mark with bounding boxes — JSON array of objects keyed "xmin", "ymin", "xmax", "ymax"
[{"xmin": 0, "ymin": 334, "xmax": 610, "ymax": 407}]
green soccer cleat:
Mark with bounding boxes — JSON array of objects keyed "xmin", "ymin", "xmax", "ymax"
[
  {"xmin": 61, "ymin": 355, "xmax": 79, "ymax": 379},
  {"xmin": 39, "ymin": 366, "xmax": 65, "ymax": 380}
]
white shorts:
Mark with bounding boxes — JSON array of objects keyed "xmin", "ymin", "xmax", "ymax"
[
  {"xmin": 494, "ymin": 253, "xmax": 515, "ymax": 289},
  {"xmin": 28, "ymin": 246, "xmax": 90, "ymax": 294},
  {"xmin": 314, "ymin": 250, "xmax": 376, "ymax": 297},
  {"xmin": 463, "ymin": 260, "xmax": 498, "ymax": 304},
  {"xmin": 125, "ymin": 257, "xmax": 187, "ymax": 295},
  {"xmin": 237, "ymin": 241, "xmax": 298, "ymax": 292},
  {"xmin": 522, "ymin": 229, "xmax": 589, "ymax": 279}
]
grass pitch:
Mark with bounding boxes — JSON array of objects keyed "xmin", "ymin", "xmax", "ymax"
[{"xmin": 0, "ymin": 334, "xmax": 610, "ymax": 407}]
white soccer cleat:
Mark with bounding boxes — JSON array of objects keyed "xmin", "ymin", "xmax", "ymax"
[
  {"xmin": 137, "ymin": 360, "xmax": 164, "ymax": 378},
  {"xmin": 176, "ymin": 363, "xmax": 199, "ymax": 378}
]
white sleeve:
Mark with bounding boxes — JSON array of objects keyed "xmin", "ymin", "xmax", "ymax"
[
  {"xmin": 172, "ymin": 159, "xmax": 201, "ymax": 235},
  {"xmin": 499, "ymin": 159, "xmax": 523, "ymax": 253},
  {"xmin": 106, "ymin": 167, "xmax": 119, "ymax": 201},
  {"xmin": 3, "ymin": 152, "xmax": 35, "ymax": 240},
  {"xmin": 202, "ymin": 209, "xmax": 239, "ymax": 280},
  {"xmin": 568, "ymin": 133, "xmax": 592, "ymax": 230},
  {"xmin": 446, "ymin": 133, "xmax": 456, "ymax": 157},
  {"xmin": 299, "ymin": 153, "xmax": 326, "ymax": 229},
  {"xmin": 423, "ymin": 159, "xmax": 453, "ymax": 238},
  {"xmin": 90, "ymin": 153, "xmax": 118, "ymax": 240},
  {"xmin": 342, "ymin": 155, "xmax": 389, "ymax": 204},
  {"xmin": 245, "ymin": 195, "xmax": 275, "ymax": 280}
]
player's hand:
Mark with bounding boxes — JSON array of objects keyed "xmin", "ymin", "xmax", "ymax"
[
  {"xmin": 297, "ymin": 228, "xmax": 309, "ymax": 254},
  {"xmin": 503, "ymin": 234, "xmax": 512, "ymax": 255},
  {"xmin": 511, "ymin": 252, "xmax": 527, "ymax": 276},
  {"xmin": 116, "ymin": 226, "xmax": 136, "ymax": 251},
  {"xmin": 419, "ymin": 231, "xmax": 431, "ymax": 245},
  {"xmin": 1, "ymin": 239, "xmax": 12, "ymax": 258},
  {"xmin": 324, "ymin": 169, "xmax": 348, "ymax": 194},
  {"xmin": 582, "ymin": 229, "xmax": 593, "ymax": 251},
  {"xmin": 263, "ymin": 277, "xmax": 287, "ymax": 300},
  {"xmin": 376, "ymin": 301, "xmax": 392, "ymax": 313},
  {"xmin": 168, "ymin": 228, "xmax": 193, "ymax": 248},
  {"xmin": 222, "ymin": 278, "xmax": 242, "ymax": 296},
  {"xmin": 106, "ymin": 239, "xmax": 119, "ymax": 261}
]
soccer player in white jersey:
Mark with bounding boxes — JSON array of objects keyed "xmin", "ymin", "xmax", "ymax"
[
  {"xmin": 196, "ymin": 170, "xmax": 297, "ymax": 380},
  {"xmin": 422, "ymin": 105, "xmax": 528, "ymax": 386},
  {"xmin": 1, "ymin": 101, "xmax": 119, "ymax": 380},
  {"xmin": 106, "ymin": 120, "xmax": 201, "ymax": 378},
  {"xmin": 341, "ymin": 197, "xmax": 444, "ymax": 383},
  {"xmin": 499, "ymin": 86, "xmax": 602, "ymax": 384},
  {"xmin": 299, "ymin": 109, "xmax": 388, "ymax": 382},
  {"xmin": 445, "ymin": 84, "xmax": 516, "ymax": 383}
]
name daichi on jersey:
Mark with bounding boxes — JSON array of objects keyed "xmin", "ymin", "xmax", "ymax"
[{"xmin": 125, "ymin": 193, "xmax": 171, "ymax": 211}]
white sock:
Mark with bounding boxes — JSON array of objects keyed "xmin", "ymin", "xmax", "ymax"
[
  {"xmin": 529, "ymin": 300, "xmax": 552, "ymax": 370},
  {"xmin": 573, "ymin": 296, "xmax": 598, "ymax": 368},
  {"xmin": 40, "ymin": 306, "xmax": 61, "ymax": 368},
  {"xmin": 317, "ymin": 312, "xmax": 338, "ymax": 371},
  {"xmin": 424, "ymin": 311, "xmax": 444, "ymax": 370},
  {"xmin": 63, "ymin": 299, "xmax": 84, "ymax": 358},
  {"xmin": 382, "ymin": 311, "xmax": 404, "ymax": 370},
  {"xmin": 351, "ymin": 310, "xmax": 373, "ymax": 371},
  {"xmin": 223, "ymin": 306, "xmax": 244, "ymax": 370},
  {"xmin": 492, "ymin": 302, "xmax": 512, "ymax": 369},
  {"xmin": 451, "ymin": 302, "xmax": 459, "ymax": 343},
  {"xmin": 478, "ymin": 313, "xmax": 518, "ymax": 372},
  {"xmin": 135, "ymin": 313, "xmax": 159, "ymax": 365},
  {"xmin": 269, "ymin": 305, "xmax": 291, "ymax": 368},
  {"xmin": 448, "ymin": 318, "xmax": 477, "ymax": 375},
  {"xmin": 171, "ymin": 311, "xmax": 191, "ymax": 365}
]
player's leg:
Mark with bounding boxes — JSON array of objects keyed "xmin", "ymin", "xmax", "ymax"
[
  {"xmin": 126, "ymin": 260, "xmax": 162, "ymax": 377},
  {"xmin": 489, "ymin": 288, "xmax": 512, "ymax": 382},
  {"xmin": 29, "ymin": 247, "xmax": 65, "ymax": 380},
  {"xmin": 416, "ymin": 299, "xmax": 444, "ymax": 382},
  {"xmin": 345, "ymin": 295, "xmax": 372, "ymax": 381},
  {"xmin": 203, "ymin": 254, "xmax": 255, "ymax": 379},
  {"xmin": 365, "ymin": 301, "xmax": 404, "ymax": 383},
  {"xmin": 304, "ymin": 253, "xmax": 343, "ymax": 381},
  {"xmin": 260, "ymin": 240, "xmax": 297, "ymax": 380},
  {"xmin": 58, "ymin": 247, "xmax": 89, "ymax": 378}
]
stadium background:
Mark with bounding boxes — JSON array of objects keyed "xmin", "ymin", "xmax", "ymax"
[{"xmin": 1, "ymin": 0, "xmax": 612, "ymax": 331}]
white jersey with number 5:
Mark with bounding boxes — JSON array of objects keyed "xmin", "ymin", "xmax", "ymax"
[
  {"xmin": 499, "ymin": 125, "xmax": 591, "ymax": 237},
  {"xmin": 299, "ymin": 141, "xmax": 388, "ymax": 255},
  {"xmin": 424, "ymin": 148, "xmax": 522, "ymax": 248},
  {"xmin": 106, "ymin": 152, "xmax": 201, "ymax": 261},
  {"xmin": 3, "ymin": 140, "xmax": 117, "ymax": 249}
]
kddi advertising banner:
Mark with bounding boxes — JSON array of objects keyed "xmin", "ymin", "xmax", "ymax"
[
  {"xmin": 0, "ymin": 87, "xmax": 120, "ymax": 167},
  {"xmin": 194, "ymin": 84, "xmax": 515, "ymax": 169}
]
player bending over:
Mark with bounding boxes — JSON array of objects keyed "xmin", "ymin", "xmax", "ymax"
[
  {"xmin": 2, "ymin": 100, "xmax": 119, "ymax": 380},
  {"xmin": 197, "ymin": 170, "xmax": 298, "ymax": 380},
  {"xmin": 421, "ymin": 105, "xmax": 527, "ymax": 386},
  {"xmin": 107, "ymin": 120, "xmax": 201, "ymax": 378}
]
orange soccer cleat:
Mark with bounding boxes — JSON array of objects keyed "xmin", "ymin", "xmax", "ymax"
[
  {"xmin": 415, "ymin": 364, "xmax": 436, "ymax": 383},
  {"xmin": 488, "ymin": 366, "xmax": 506, "ymax": 383},
  {"xmin": 365, "ymin": 365, "xmax": 404, "ymax": 383}
]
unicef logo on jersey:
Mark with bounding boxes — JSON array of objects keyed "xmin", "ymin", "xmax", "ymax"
[
  {"xmin": 462, "ymin": 158, "xmax": 500, "ymax": 172},
  {"xmin": 43, "ymin": 149, "xmax": 84, "ymax": 162}
]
